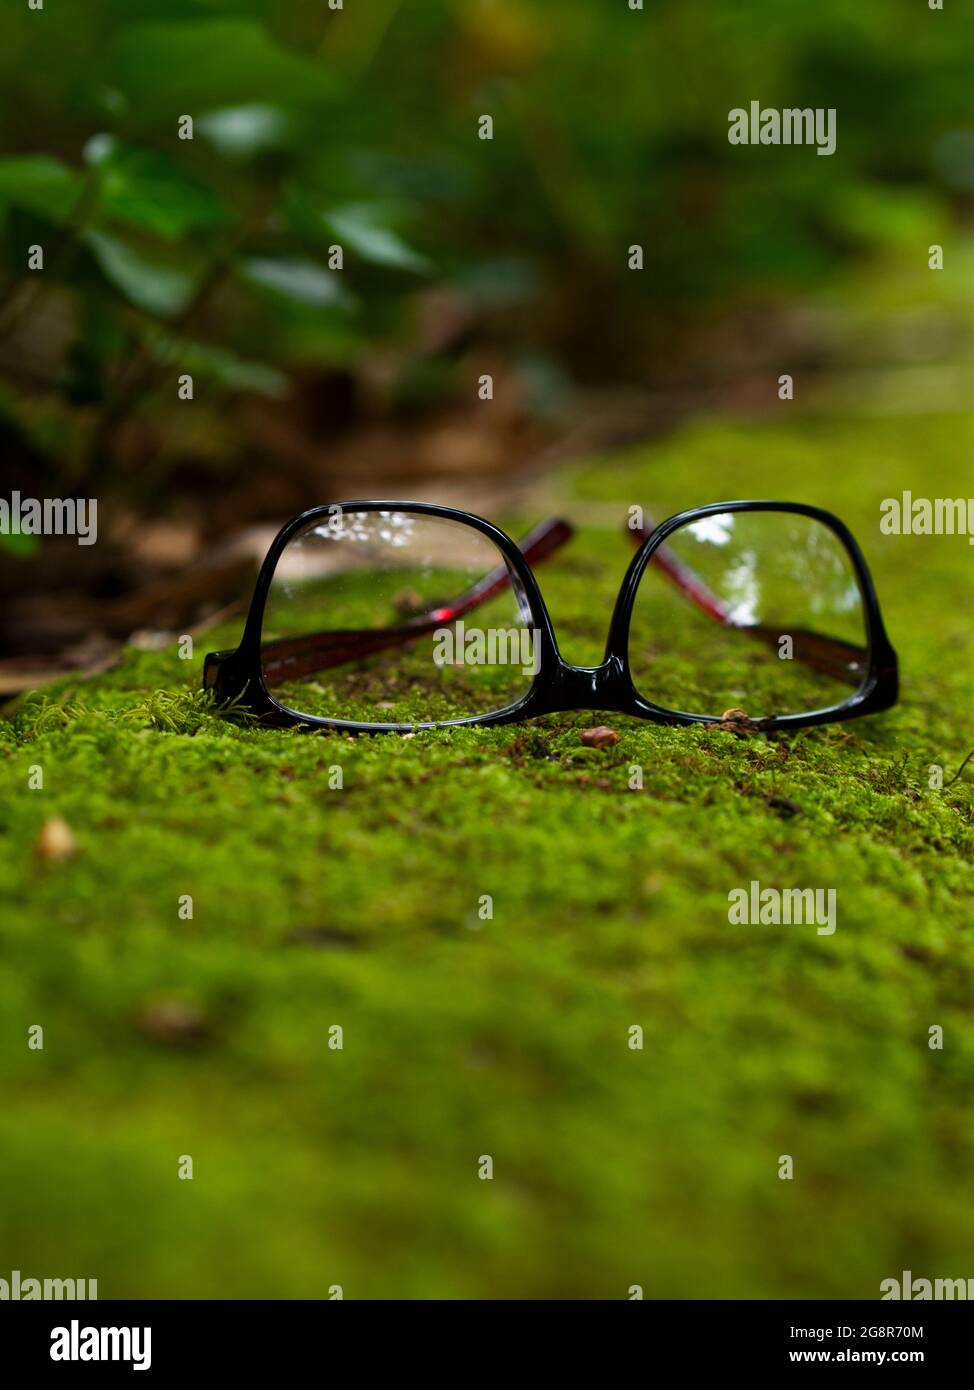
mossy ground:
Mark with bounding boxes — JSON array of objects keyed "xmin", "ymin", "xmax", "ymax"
[{"xmin": 2, "ymin": 409, "xmax": 973, "ymax": 1299}]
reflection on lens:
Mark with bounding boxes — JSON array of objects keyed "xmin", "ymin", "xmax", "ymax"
[
  {"xmin": 261, "ymin": 509, "xmax": 538, "ymax": 725},
  {"xmin": 628, "ymin": 510, "xmax": 868, "ymax": 719}
]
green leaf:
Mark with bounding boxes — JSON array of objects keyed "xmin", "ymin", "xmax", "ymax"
[
  {"xmin": 0, "ymin": 156, "xmax": 84, "ymax": 223},
  {"xmin": 85, "ymin": 231, "xmax": 198, "ymax": 317},
  {"xmin": 825, "ymin": 182, "xmax": 942, "ymax": 252},
  {"xmin": 149, "ymin": 336, "xmax": 288, "ymax": 398},
  {"xmin": 96, "ymin": 146, "xmax": 228, "ymax": 240},
  {"xmin": 110, "ymin": 21, "xmax": 337, "ymax": 113},
  {"xmin": 0, "ymin": 531, "xmax": 40, "ymax": 558},
  {"xmin": 240, "ymin": 256, "xmax": 350, "ymax": 309},
  {"xmin": 324, "ymin": 204, "xmax": 432, "ymax": 275}
]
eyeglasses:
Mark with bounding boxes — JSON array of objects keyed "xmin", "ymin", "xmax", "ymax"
[{"xmin": 203, "ymin": 500, "xmax": 898, "ymax": 734}]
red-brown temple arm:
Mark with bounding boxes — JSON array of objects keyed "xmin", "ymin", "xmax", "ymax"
[
  {"xmin": 261, "ymin": 517, "xmax": 573, "ymax": 686},
  {"xmin": 628, "ymin": 519, "xmax": 867, "ymax": 685}
]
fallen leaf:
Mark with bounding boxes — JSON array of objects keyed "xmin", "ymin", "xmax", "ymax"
[{"xmin": 0, "ymin": 644, "xmax": 120, "ymax": 699}]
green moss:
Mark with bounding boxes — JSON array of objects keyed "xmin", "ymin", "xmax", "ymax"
[{"xmin": 2, "ymin": 410, "xmax": 973, "ymax": 1298}]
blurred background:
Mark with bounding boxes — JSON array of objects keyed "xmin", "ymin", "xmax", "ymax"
[{"xmin": 2, "ymin": 0, "xmax": 974, "ymax": 687}]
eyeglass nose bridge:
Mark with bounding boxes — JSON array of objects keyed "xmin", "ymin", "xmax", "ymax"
[{"xmin": 544, "ymin": 653, "xmax": 630, "ymax": 712}]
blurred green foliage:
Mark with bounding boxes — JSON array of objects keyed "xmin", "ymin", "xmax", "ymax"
[{"xmin": 0, "ymin": 0, "xmax": 972, "ymax": 490}]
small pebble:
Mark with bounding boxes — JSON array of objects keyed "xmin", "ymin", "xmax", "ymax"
[
  {"xmin": 34, "ymin": 817, "xmax": 77, "ymax": 862},
  {"xmin": 580, "ymin": 725, "xmax": 620, "ymax": 749},
  {"xmin": 139, "ymin": 999, "xmax": 209, "ymax": 1046},
  {"xmin": 716, "ymin": 708, "xmax": 760, "ymax": 736}
]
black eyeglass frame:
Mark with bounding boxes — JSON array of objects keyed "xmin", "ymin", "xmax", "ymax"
[{"xmin": 203, "ymin": 498, "xmax": 899, "ymax": 734}]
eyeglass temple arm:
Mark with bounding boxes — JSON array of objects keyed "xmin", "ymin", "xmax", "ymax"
[
  {"xmin": 257, "ymin": 517, "xmax": 574, "ymax": 687},
  {"xmin": 628, "ymin": 519, "xmax": 868, "ymax": 686}
]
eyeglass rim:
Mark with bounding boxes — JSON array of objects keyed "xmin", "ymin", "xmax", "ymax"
[{"xmin": 203, "ymin": 498, "xmax": 899, "ymax": 734}]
